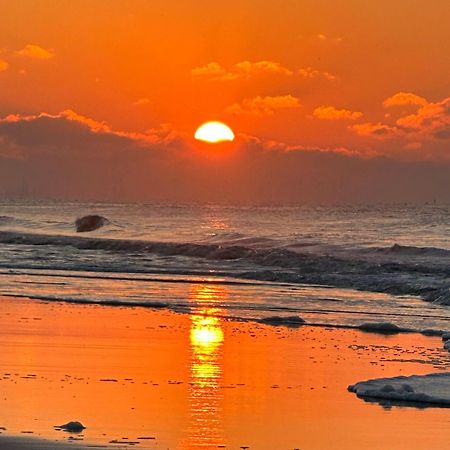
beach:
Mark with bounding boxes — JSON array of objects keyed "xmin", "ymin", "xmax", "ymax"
[
  {"xmin": 0, "ymin": 295, "xmax": 449, "ymax": 450},
  {"xmin": 1, "ymin": 0, "xmax": 450, "ymax": 447}
]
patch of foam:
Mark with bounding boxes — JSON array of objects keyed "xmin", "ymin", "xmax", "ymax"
[
  {"xmin": 358, "ymin": 322, "xmax": 406, "ymax": 334},
  {"xmin": 259, "ymin": 316, "xmax": 305, "ymax": 327},
  {"xmin": 348, "ymin": 373, "xmax": 450, "ymax": 407}
]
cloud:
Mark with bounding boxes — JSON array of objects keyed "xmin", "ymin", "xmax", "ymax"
[
  {"xmin": 144, "ymin": 123, "xmax": 183, "ymax": 145},
  {"xmin": 351, "ymin": 95, "xmax": 450, "ymax": 144},
  {"xmin": 191, "ymin": 60, "xmax": 293, "ymax": 81},
  {"xmin": 383, "ymin": 92, "xmax": 428, "ymax": 108},
  {"xmin": 18, "ymin": 44, "xmax": 54, "ymax": 60},
  {"xmin": 0, "ymin": 111, "xmax": 134, "ymax": 157},
  {"xmin": 396, "ymin": 97, "xmax": 450, "ymax": 139},
  {"xmin": 404, "ymin": 141, "xmax": 422, "ymax": 150},
  {"xmin": 350, "ymin": 122, "xmax": 398, "ymax": 138},
  {"xmin": 233, "ymin": 60, "xmax": 293, "ymax": 77},
  {"xmin": 225, "ymin": 95, "xmax": 300, "ymax": 116},
  {"xmin": 0, "ymin": 109, "xmax": 449, "ymax": 204},
  {"xmin": 239, "ymin": 133, "xmax": 358, "ymax": 157},
  {"xmin": 192, "ymin": 61, "xmax": 338, "ymax": 83},
  {"xmin": 313, "ymin": 106, "xmax": 362, "ymax": 121},
  {"xmin": 316, "ymin": 33, "xmax": 344, "ymax": 44},
  {"xmin": 134, "ymin": 98, "xmax": 151, "ymax": 106},
  {"xmin": 0, "ymin": 59, "xmax": 8, "ymax": 72},
  {"xmin": 0, "ymin": 110, "xmax": 181, "ymax": 154},
  {"xmin": 298, "ymin": 66, "xmax": 337, "ymax": 81},
  {"xmin": 191, "ymin": 62, "xmax": 230, "ymax": 81}
]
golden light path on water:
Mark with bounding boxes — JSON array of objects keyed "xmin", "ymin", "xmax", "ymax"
[{"xmin": 179, "ymin": 284, "xmax": 226, "ymax": 449}]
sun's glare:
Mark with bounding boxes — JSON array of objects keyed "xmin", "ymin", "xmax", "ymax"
[{"xmin": 194, "ymin": 121, "xmax": 235, "ymax": 143}]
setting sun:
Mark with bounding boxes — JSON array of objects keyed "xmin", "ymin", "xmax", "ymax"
[{"xmin": 194, "ymin": 121, "xmax": 235, "ymax": 143}]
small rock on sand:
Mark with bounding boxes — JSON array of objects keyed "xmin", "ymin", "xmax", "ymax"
[{"xmin": 55, "ymin": 421, "xmax": 86, "ymax": 433}]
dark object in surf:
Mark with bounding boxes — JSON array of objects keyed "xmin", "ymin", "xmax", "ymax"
[
  {"xmin": 54, "ymin": 421, "xmax": 86, "ymax": 433},
  {"xmin": 75, "ymin": 215, "xmax": 109, "ymax": 232},
  {"xmin": 358, "ymin": 322, "xmax": 403, "ymax": 334},
  {"xmin": 259, "ymin": 316, "xmax": 306, "ymax": 327}
]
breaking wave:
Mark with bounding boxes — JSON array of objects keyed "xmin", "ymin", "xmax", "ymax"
[
  {"xmin": 375, "ymin": 243, "xmax": 450, "ymax": 257},
  {"xmin": 0, "ymin": 230, "xmax": 449, "ymax": 306}
]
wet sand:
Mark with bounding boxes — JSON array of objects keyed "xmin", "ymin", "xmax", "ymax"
[
  {"xmin": 0, "ymin": 435, "xmax": 115, "ymax": 449},
  {"xmin": 0, "ymin": 291, "xmax": 449, "ymax": 450}
]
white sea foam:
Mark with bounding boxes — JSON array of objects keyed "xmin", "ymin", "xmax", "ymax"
[
  {"xmin": 349, "ymin": 373, "xmax": 450, "ymax": 407},
  {"xmin": 358, "ymin": 322, "xmax": 406, "ymax": 334}
]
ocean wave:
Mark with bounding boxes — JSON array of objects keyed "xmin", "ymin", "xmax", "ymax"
[
  {"xmin": 0, "ymin": 215, "xmax": 30, "ymax": 226},
  {"xmin": 0, "ymin": 230, "xmax": 449, "ymax": 306},
  {"xmin": 201, "ymin": 232, "xmax": 280, "ymax": 249},
  {"xmin": 375, "ymin": 243, "xmax": 450, "ymax": 257},
  {"xmin": 2, "ymin": 293, "xmax": 170, "ymax": 309}
]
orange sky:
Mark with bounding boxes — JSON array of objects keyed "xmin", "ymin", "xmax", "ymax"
[{"xmin": 0, "ymin": 1, "xmax": 449, "ymax": 202}]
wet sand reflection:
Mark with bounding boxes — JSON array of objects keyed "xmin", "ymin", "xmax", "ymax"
[{"xmin": 180, "ymin": 285, "xmax": 226, "ymax": 449}]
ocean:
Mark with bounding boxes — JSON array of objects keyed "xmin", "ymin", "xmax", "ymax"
[{"xmin": 0, "ymin": 200, "xmax": 449, "ymax": 332}]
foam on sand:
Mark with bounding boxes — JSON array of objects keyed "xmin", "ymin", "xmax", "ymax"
[
  {"xmin": 358, "ymin": 322, "xmax": 406, "ymax": 334},
  {"xmin": 258, "ymin": 315, "xmax": 305, "ymax": 327},
  {"xmin": 348, "ymin": 373, "xmax": 450, "ymax": 407}
]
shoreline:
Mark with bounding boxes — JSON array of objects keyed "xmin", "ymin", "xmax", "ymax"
[
  {"xmin": 1, "ymin": 226, "xmax": 450, "ymax": 306},
  {"xmin": 1, "ymin": 295, "xmax": 449, "ymax": 449},
  {"xmin": 0, "ymin": 435, "xmax": 116, "ymax": 450},
  {"xmin": 2, "ymin": 292, "xmax": 449, "ymax": 344}
]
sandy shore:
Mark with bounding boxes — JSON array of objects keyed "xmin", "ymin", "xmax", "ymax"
[
  {"xmin": 0, "ymin": 293, "xmax": 449, "ymax": 449},
  {"xmin": 0, "ymin": 435, "xmax": 116, "ymax": 449}
]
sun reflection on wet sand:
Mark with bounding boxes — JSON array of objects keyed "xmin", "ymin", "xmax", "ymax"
[{"xmin": 180, "ymin": 285, "xmax": 226, "ymax": 449}]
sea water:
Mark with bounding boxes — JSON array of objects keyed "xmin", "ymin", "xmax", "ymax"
[{"xmin": 0, "ymin": 200, "xmax": 449, "ymax": 332}]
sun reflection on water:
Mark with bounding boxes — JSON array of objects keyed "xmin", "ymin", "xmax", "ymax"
[
  {"xmin": 190, "ymin": 314, "xmax": 224, "ymax": 388},
  {"xmin": 180, "ymin": 285, "xmax": 226, "ymax": 449}
]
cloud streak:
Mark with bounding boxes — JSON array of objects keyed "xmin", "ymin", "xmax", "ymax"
[
  {"xmin": 191, "ymin": 60, "xmax": 293, "ymax": 81},
  {"xmin": 134, "ymin": 98, "xmax": 151, "ymax": 106},
  {"xmin": 191, "ymin": 61, "xmax": 337, "ymax": 83},
  {"xmin": 383, "ymin": 92, "xmax": 428, "ymax": 108},
  {"xmin": 225, "ymin": 95, "xmax": 300, "ymax": 116},
  {"xmin": 313, "ymin": 106, "xmax": 362, "ymax": 121},
  {"xmin": 351, "ymin": 122, "xmax": 398, "ymax": 138},
  {"xmin": 18, "ymin": 44, "xmax": 54, "ymax": 60},
  {"xmin": 298, "ymin": 67, "xmax": 337, "ymax": 81}
]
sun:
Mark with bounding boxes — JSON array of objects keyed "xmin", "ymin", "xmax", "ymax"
[{"xmin": 194, "ymin": 121, "xmax": 235, "ymax": 143}]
